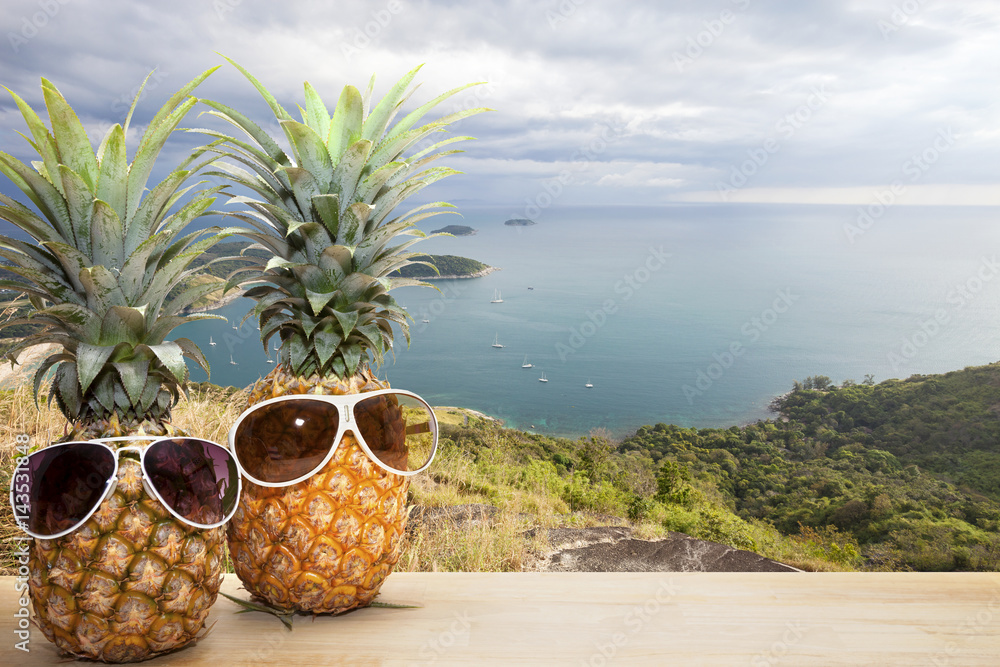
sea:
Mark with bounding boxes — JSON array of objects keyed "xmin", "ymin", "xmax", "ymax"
[{"xmin": 181, "ymin": 203, "xmax": 1000, "ymax": 439}]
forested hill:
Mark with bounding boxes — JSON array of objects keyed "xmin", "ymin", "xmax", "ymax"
[
  {"xmin": 775, "ymin": 367, "xmax": 1000, "ymax": 499},
  {"xmin": 391, "ymin": 254, "xmax": 491, "ymax": 278},
  {"xmin": 618, "ymin": 364, "xmax": 1000, "ymax": 571}
]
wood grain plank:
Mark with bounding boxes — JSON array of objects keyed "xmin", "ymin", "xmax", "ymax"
[{"xmin": 1, "ymin": 572, "xmax": 998, "ymax": 665}]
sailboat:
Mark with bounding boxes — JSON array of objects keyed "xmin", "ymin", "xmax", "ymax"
[
  {"xmin": 538, "ymin": 372, "xmax": 548, "ymax": 383},
  {"xmin": 521, "ymin": 355, "xmax": 533, "ymax": 368},
  {"xmin": 585, "ymin": 379, "xmax": 594, "ymax": 388},
  {"xmin": 491, "ymin": 333, "xmax": 504, "ymax": 348},
  {"xmin": 490, "ymin": 288, "xmax": 503, "ymax": 303},
  {"xmin": 209, "ymin": 335, "xmax": 216, "ymax": 346},
  {"xmin": 229, "ymin": 355, "xmax": 238, "ymax": 366}
]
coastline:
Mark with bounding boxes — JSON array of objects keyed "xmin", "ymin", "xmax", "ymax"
[
  {"xmin": 423, "ymin": 266, "xmax": 500, "ymax": 281},
  {"xmin": 183, "ymin": 287, "xmax": 247, "ymax": 314},
  {"xmin": 434, "ymin": 405, "xmax": 504, "ymax": 426}
]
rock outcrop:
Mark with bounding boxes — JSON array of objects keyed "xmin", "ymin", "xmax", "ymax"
[
  {"xmin": 408, "ymin": 505, "xmax": 800, "ymax": 572},
  {"xmin": 533, "ymin": 526, "xmax": 799, "ymax": 572}
]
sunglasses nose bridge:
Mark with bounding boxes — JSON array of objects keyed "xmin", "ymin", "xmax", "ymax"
[{"xmin": 114, "ymin": 445, "xmax": 145, "ymax": 457}]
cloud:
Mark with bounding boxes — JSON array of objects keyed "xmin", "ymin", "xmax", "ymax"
[
  {"xmin": 0, "ymin": 0, "xmax": 997, "ymax": 210},
  {"xmin": 673, "ymin": 184, "xmax": 1000, "ymax": 206}
]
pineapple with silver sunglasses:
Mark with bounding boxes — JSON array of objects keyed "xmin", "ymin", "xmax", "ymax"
[
  {"xmin": 199, "ymin": 58, "xmax": 486, "ymax": 613},
  {"xmin": 1, "ymin": 70, "xmax": 240, "ymax": 662}
]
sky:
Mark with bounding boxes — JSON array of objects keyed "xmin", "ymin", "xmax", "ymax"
[{"xmin": 0, "ymin": 0, "xmax": 998, "ymax": 216}]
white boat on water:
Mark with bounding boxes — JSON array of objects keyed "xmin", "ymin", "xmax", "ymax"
[
  {"xmin": 585, "ymin": 380, "xmax": 594, "ymax": 388},
  {"xmin": 490, "ymin": 289, "xmax": 503, "ymax": 303},
  {"xmin": 229, "ymin": 355, "xmax": 238, "ymax": 366},
  {"xmin": 522, "ymin": 355, "xmax": 533, "ymax": 368},
  {"xmin": 538, "ymin": 372, "xmax": 548, "ymax": 383},
  {"xmin": 492, "ymin": 334, "xmax": 504, "ymax": 348},
  {"xmin": 422, "ymin": 319, "xmax": 430, "ymax": 323},
  {"xmin": 209, "ymin": 336, "xmax": 216, "ymax": 346}
]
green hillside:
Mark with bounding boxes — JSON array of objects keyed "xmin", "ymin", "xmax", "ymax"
[{"xmin": 619, "ymin": 367, "xmax": 1000, "ymax": 571}]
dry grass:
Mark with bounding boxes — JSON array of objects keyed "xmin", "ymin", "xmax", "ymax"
[
  {"xmin": 397, "ymin": 438, "xmax": 572, "ymax": 572},
  {"xmin": 171, "ymin": 383, "xmax": 248, "ymax": 442},
  {"xmin": 399, "ymin": 510, "xmax": 547, "ymax": 573}
]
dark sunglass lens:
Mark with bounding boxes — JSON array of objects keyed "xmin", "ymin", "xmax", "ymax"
[
  {"xmin": 355, "ymin": 393, "xmax": 437, "ymax": 473},
  {"xmin": 14, "ymin": 443, "xmax": 115, "ymax": 537},
  {"xmin": 234, "ymin": 400, "xmax": 340, "ymax": 483},
  {"xmin": 144, "ymin": 439, "xmax": 240, "ymax": 525}
]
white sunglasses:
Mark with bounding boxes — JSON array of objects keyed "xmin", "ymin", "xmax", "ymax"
[
  {"xmin": 10, "ymin": 436, "xmax": 241, "ymax": 540},
  {"xmin": 228, "ymin": 389, "xmax": 439, "ymax": 487}
]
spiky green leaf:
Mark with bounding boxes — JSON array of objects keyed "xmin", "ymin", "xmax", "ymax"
[
  {"xmin": 113, "ymin": 359, "xmax": 149, "ymax": 407},
  {"xmin": 96, "ymin": 124, "xmax": 128, "ymax": 218},
  {"xmin": 281, "ymin": 120, "xmax": 333, "ymax": 192},
  {"xmin": 331, "ymin": 309, "xmax": 359, "ymax": 337},
  {"xmin": 40, "ymin": 78, "xmax": 99, "ymax": 190},
  {"xmin": 302, "ymin": 81, "xmax": 331, "ymax": 142},
  {"xmin": 149, "ymin": 341, "xmax": 188, "ymax": 384},
  {"xmin": 75, "ymin": 343, "xmax": 116, "ymax": 394},
  {"xmin": 327, "ymin": 85, "xmax": 364, "ymax": 163}
]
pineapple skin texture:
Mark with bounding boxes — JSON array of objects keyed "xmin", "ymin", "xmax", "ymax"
[
  {"xmin": 227, "ymin": 366, "xmax": 410, "ymax": 613},
  {"xmin": 27, "ymin": 421, "xmax": 225, "ymax": 663}
]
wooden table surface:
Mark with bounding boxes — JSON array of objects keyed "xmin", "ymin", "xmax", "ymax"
[{"xmin": 1, "ymin": 572, "xmax": 998, "ymax": 665}]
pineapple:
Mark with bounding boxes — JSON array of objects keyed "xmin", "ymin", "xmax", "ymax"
[
  {"xmin": 0, "ymin": 70, "xmax": 238, "ymax": 661},
  {"xmin": 200, "ymin": 58, "xmax": 486, "ymax": 613}
]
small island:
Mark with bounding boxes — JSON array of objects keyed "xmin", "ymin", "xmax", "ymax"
[
  {"xmin": 431, "ymin": 224, "xmax": 477, "ymax": 236},
  {"xmin": 391, "ymin": 254, "xmax": 498, "ymax": 280},
  {"xmin": 504, "ymin": 218, "xmax": 536, "ymax": 226}
]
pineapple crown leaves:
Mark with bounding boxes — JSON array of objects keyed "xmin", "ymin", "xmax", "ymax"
[
  {"xmin": 0, "ymin": 68, "xmax": 242, "ymax": 425},
  {"xmin": 194, "ymin": 56, "xmax": 490, "ymax": 379}
]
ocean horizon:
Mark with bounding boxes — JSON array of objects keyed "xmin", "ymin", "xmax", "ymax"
[{"xmin": 183, "ymin": 203, "xmax": 1000, "ymax": 439}]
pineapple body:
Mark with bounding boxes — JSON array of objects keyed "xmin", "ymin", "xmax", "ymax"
[
  {"xmin": 28, "ymin": 422, "xmax": 224, "ymax": 662},
  {"xmin": 1, "ymin": 70, "xmax": 234, "ymax": 662},
  {"xmin": 227, "ymin": 365, "xmax": 409, "ymax": 613}
]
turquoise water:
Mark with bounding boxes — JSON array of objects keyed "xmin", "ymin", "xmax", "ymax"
[{"xmin": 182, "ymin": 204, "xmax": 1000, "ymax": 438}]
